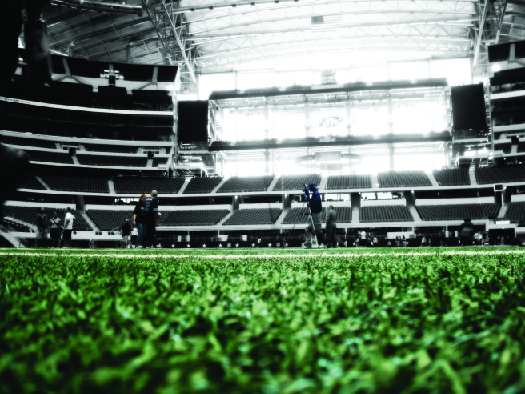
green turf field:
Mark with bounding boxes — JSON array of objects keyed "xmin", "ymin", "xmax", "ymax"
[{"xmin": 2, "ymin": 247, "xmax": 525, "ymax": 394}]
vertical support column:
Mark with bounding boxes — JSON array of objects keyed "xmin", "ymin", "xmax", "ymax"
[
  {"xmin": 387, "ymin": 93, "xmax": 394, "ymax": 134},
  {"xmin": 428, "ymin": 58, "xmax": 432, "ymax": 78},
  {"xmin": 265, "ymin": 103, "xmax": 270, "ymax": 139},
  {"xmin": 389, "ymin": 144, "xmax": 395, "ymax": 171},
  {"xmin": 348, "ymin": 147, "xmax": 352, "ymax": 173},
  {"xmin": 265, "ymin": 150, "xmax": 270, "ymax": 175},
  {"xmin": 346, "ymin": 96, "xmax": 352, "ymax": 136},
  {"xmin": 126, "ymin": 44, "xmax": 131, "ymax": 63},
  {"xmin": 272, "ymin": 150, "xmax": 275, "ymax": 175},
  {"xmin": 304, "ymin": 97, "xmax": 311, "ymax": 138},
  {"xmin": 234, "ymin": 71, "xmax": 238, "ymax": 90}
]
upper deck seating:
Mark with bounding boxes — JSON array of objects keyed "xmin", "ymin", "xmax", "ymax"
[
  {"xmin": 158, "ymin": 210, "xmax": 229, "ymax": 226},
  {"xmin": 2, "ymin": 206, "xmax": 92, "ymax": 231},
  {"xmin": 504, "ymin": 202, "xmax": 525, "ymax": 222},
  {"xmin": 19, "ymin": 176, "xmax": 46, "ymax": 190},
  {"xmin": 183, "ymin": 177, "xmax": 223, "ymax": 194},
  {"xmin": 222, "ymin": 208, "xmax": 282, "ymax": 225},
  {"xmin": 40, "ymin": 175, "xmax": 109, "ymax": 193},
  {"xmin": 77, "ymin": 154, "xmax": 148, "ymax": 167},
  {"xmin": 432, "ymin": 169, "xmax": 470, "ymax": 186},
  {"xmin": 82, "ymin": 143, "xmax": 138, "ymax": 154},
  {"xmin": 495, "ymin": 142, "xmax": 512, "ymax": 154},
  {"xmin": 217, "ymin": 176, "xmax": 274, "ymax": 193},
  {"xmin": 113, "ymin": 177, "xmax": 185, "ymax": 194},
  {"xmin": 0, "ymin": 134, "xmax": 56, "ymax": 149},
  {"xmin": 326, "ymin": 175, "xmax": 372, "ymax": 190},
  {"xmin": 273, "ymin": 174, "xmax": 322, "ymax": 191},
  {"xmin": 518, "ymin": 142, "xmax": 525, "ymax": 153},
  {"xmin": 475, "ymin": 165, "xmax": 525, "ymax": 184},
  {"xmin": 416, "ymin": 204, "xmax": 501, "ymax": 221},
  {"xmin": 282, "ymin": 207, "xmax": 352, "ymax": 224},
  {"xmin": 24, "ymin": 149, "xmax": 74, "ymax": 164},
  {"xmin": 360, "ymin": 206, "xmax": 414, "ymax": 222},
  {"xmin": 378, "ymin": 171, "xmax": 432, "ymax": 188},
  {"xmin": 153, "ymin": 158, "xmax": 168, "ymax": 167}
]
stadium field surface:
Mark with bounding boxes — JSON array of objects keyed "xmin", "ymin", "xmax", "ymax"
[{"xmin": 2, "ymin": 247, "xmax": 525, "ymax": 393}]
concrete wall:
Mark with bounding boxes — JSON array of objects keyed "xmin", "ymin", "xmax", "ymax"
[{"xmin": 415, "ymin": 197, "xmax": 495, "ymax": 206}]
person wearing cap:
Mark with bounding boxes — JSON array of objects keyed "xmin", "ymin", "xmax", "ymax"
[
  {"xmin": 304, "ymin": 182, "xmax": 323, "ymax": 247},
  {"xmin": 49, "ymin": 211, "xmax": 61, "ymax": 248},
  {"xmin": 144, "ymin": 190, "xmax": 160, "ymax": 248},
  {"xmin": 121, "ymin": 218, "xmax": 132, "ymax": 248}
]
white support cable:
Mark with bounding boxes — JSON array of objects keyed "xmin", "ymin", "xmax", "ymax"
[{"xmin": 160, "ymin": 1, "xmax": 198, "ymax": 86}]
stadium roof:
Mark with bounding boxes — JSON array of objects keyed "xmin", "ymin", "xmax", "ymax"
[{"xmin": 42, "ymin": 0, "xmax": 525, "ymax": 84}]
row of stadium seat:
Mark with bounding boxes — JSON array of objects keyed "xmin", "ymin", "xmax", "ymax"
[
  {"xmin": 6, "ymin": 203, "xmax": 524, "ymax": 231},
  {"xmin": 416, "ymin": 204, "xmax": 501, "ymax": 221}
]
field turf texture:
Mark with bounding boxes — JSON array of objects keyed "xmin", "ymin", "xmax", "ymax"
[{"xmin": 2, "ymin": 247, "xmax": 525, "ymax": 394}]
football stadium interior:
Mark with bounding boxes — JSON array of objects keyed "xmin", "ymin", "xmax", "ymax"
[{"xmin": 2, "ymin": 0, "xmax": 525, "ymax": 248}]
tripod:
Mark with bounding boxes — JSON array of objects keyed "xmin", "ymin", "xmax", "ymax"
[{"xmin": 284, "ymin": 201, "xmax": 306, "ymax": 248}]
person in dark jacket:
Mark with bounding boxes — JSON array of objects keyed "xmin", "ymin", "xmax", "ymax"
[
  {"xmin": 325, "ymin": 205, "xmax": 337, "ymax": 248},
  {"xmin": 121, "ymin": 219, "xmax": 132, "ymax": 248},
  {"xmin": 144, "ymin": 190, "xmax": 160, "ymax": 248},
  {"xmin": 304, "ymin": 182, "xmax": 323, "ymax": 246},
  {"xmin": 133, "ymin": 194, "xmax": 147, "ymax": 248},
  {"xmin": 460, "ymin": 218, "xmax": 474, "ymax": 246},
  {"xmin": 35, "ymin": 207, "xmax": 48, "ymax": 247},
  {"xmin": 49, "ymin": 211, "xmax": 61, "ymax": 248}
]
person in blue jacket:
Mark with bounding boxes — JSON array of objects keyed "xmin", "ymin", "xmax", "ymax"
[{"xmin": 304, "ymin": 182, "xmax": 324, "ymax": 247}]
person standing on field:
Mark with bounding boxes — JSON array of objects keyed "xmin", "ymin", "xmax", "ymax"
[
  {"xmin": 144, "ymin": 190, "xmax": 160, "ymax": 248},
  {"xmin": 62, "ymin": 207, "xmax": 75, "ymax": 248},
  {"xmin": 49, "ymin": 211, "xmax": 61, "ymax": 248},
  {"xmin": 35, "ymin": 207, "xmax": 48, "ymax": 248},
  {"xmin": 133, "ymin": 194, "xmax": 147, "ymax": 248},
  {"xmin": 325, "ymin": 205, "xmax": 337, "ymax": 248}
]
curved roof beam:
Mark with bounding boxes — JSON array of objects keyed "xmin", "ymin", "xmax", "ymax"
[
  {"xmin": 168, "ymin": 0, "xmax": 476, "ymax": 15},
  {"xmin": 190, "ymin": 17, "xmax": 477, "ymax": 40},
  {"xmin": 189, "ymin": 11, "xmax": 475, "ymax": 35},
  {"xmin": 196, "ymin": 36, "xmax": 470, "ymax": 68}
]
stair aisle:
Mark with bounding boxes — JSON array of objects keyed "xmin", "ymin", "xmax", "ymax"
[
  {"xmin": 409, "ymin": 206, "xmax": 422, "ymax": 222},
  {"xmin": 36, "ymin": 176, "xmax": 51, "ymax": 190},
  {"xmin": 318, "ymin": 175, "xmax": 327, "ymax": 191},
  {"xmin": 427, "ymin": 173, "xmax": 439, "ymax": 187},
  {"xmin": 267, "ymin": 176, "xmax": 280, "ymax": 192},
  {"xmin": 352, "ymin": 207, "xmax": 360, "ymax": 224},
  {"xmin": 81, "ymin": 212, "xmax": 99, "ymax": 232},
  {"xmin": 497, "ymin": 205, "xmax": 508, "ymax": 220},
  {"xmin": 217, "ymin": 211, "xmax": 234, "ymax": 225},
  {"xmin": 469, "ymin": 169, "xmax": 478, "ymax": 186},
  {"xmin": 274, "ymin": 208, "xmax": 290, "ymax": 226},
  {"xmin": 178, "ymin": 178, "xmax": 191, "ymax": 194},
  {"xmin": 211, "ymin": 177, "xmax": 228, "ymax": 193},
  {"xmin": 108, "ymin": 178, "xmax": 116, "ymax": 194},
  {"xmin": 370, "ymin": 173, "xmax": 379, "ymax": 188}
]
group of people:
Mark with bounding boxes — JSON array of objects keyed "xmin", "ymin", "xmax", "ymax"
[
  {"xmin": 302, "ymin": 182, "xmax": 339, "ymax": 249},
  {"xmin": 120, "ymin": 190, "xmax": 160, "ymax": 248},
  {"xmin": 35, "ymin": 207, "xmax": 75, "ymax": 248}
]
